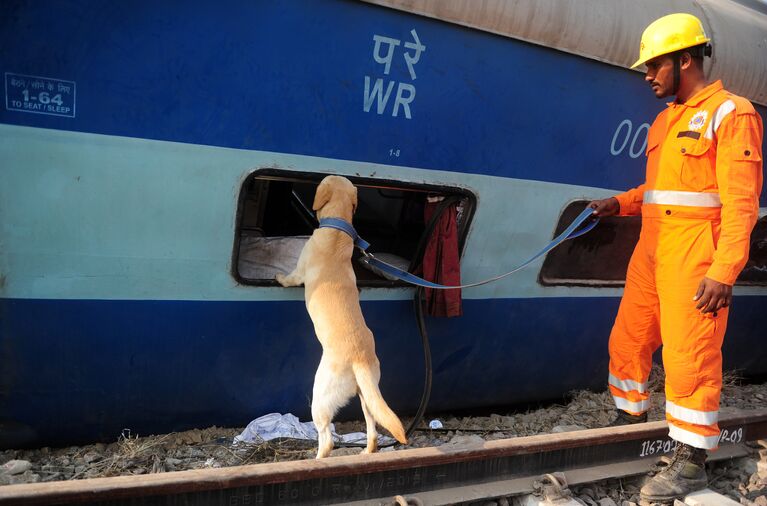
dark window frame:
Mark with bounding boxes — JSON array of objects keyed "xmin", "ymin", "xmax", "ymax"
[
  {"xmin": 539, "ymin": 201, "xmax": 767, "ymax": 287},
  {"xmin": 538, "ymin": 200, "xmax": 641, "ymax": 287},
  {"xmin": 232, "ymin": 169, "xmax": 477, "ymax": 288}
]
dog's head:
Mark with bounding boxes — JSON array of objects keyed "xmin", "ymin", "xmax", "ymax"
[{"xmin": 313, "ymin": 175, "xmax": 358, "ymax": 220}]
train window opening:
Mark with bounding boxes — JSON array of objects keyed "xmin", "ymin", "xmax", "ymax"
[
  {"xmin": 233, "ymin": 170, "xmax": 475, "ymax": 287},
  {"xmin": 539, "ymin": 200, "xmax": 641, "ymax": 286},
  {"xmin": 540, "ymin": 203, "xmax": 767, "ymax": 287}
]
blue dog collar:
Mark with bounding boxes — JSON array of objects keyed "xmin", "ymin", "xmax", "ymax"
[{"xmin": 318, "ymin": 218, "xmax": 370, "ymax": 251}]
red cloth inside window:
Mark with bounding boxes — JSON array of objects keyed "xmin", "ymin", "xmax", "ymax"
[{"xmin": 420, "ymin": 199, "xmax": 462, "ymax": 317}]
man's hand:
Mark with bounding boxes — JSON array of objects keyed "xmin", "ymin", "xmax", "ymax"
[
  {"xmin": 693, "ymin": 277, "xmax": 732, "ymax": 314},
  {"xmin": 588, "ymin": 197, "xmax": 620, "ymax": 217}
]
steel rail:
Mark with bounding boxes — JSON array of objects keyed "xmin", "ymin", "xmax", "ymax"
[{"xmin": 1, "ymin": 407, "xmax": 765, "ymax": 506}]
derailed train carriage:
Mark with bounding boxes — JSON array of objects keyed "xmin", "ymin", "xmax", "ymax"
[{"xmin": 0, "ymin": 0, "xmax": 766, "ymax": 448}]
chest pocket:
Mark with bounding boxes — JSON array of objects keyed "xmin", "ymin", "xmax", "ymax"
[{"xmin": 677, "ymin": 136, "xmax": 715, "ymax": 191}]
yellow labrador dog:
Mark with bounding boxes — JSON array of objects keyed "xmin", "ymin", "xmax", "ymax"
[{"xmin": 276, "ymin": 175, "xmax": 407, "ymax": 458}]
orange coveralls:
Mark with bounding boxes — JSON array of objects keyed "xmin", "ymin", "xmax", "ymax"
[{"xmin": 609, "ymin": 80, "xmax": 763, "ymax": 449}]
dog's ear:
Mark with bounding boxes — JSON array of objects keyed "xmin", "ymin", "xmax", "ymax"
[
  {"xmin": 313, "ymin": 182, "xmax": 332, "ymax": 211},
  {"xmin": 351, "ymin": 186, "xmax": 358, "ymax": 214}
]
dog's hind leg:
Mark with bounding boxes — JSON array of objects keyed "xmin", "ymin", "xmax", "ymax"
[
  {"xmin": 311, "ymin": 359, "xmax": 356, "ymax": 458},
  {"xmin": 359, "ymin": 393, "xmax": 379, "ymax": 454},
  {"xmin": 312, "ymin": 374, "xmax": 335, "ymax": 458}
]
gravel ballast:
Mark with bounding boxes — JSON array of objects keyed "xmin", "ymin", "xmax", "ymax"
[{"xmin": 2, "ymin": 367, "xmax": 766, "ymax": 504}]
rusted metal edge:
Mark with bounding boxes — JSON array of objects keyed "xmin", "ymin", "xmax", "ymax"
[
  {"xmin": 1, "ymin": 408, "xmax": 765, "ymax": 505},
  {"xmin": 343, "ymin": 443, "xmax": 753, "ymax": 506}
]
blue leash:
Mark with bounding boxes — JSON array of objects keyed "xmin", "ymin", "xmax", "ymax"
[{"xmin": 319, "ymin": 207, "xmax": 598, "ymax": 290}]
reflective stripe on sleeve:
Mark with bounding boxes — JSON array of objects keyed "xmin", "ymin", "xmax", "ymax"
[
  {"xmin": 643, "ymin": 190, "xmax": 721, "ymax": 207},
  {"xmin": 704, "ymin": 100, "xmax": 736, "ymax": 140}
]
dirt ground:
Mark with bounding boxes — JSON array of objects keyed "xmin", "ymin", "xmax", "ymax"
[{"xmin": 2, "ymin": 366, "xmax": 766, "ymax": 504}]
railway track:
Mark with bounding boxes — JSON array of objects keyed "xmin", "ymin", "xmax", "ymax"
[{"xmin": 1, "ymin": 407, "xmax": 765, "ymax": 506}]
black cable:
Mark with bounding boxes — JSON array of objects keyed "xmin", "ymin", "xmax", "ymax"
[
  {"xmin": 398, "ymin": 196, "xmax": 462, "ymax": 440},
  {"xmin": 405, "ymin": 285, "xmax": 432, "ymax": 440},
  {"xmin": 399, "ymin": 196, "xmax": 461, "ymax": 440},
  {"xmin": 290, "ymin": 190, "xmax": 319, "ymax": 231}
]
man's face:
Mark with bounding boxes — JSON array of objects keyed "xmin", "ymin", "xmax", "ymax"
[{"xmin": 644, "ymin": 55, "xmax": 674, "ymax": 99}]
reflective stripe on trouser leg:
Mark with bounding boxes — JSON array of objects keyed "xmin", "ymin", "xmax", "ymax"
[
  {"xmin": 612, "ymin": 396, "xmax": 649, "ymax": 414},
  {"xmin": 608, "ymin": 229, "xmax": 661, "ymax": 416},
  {"xmin": 656, "ymin": 217, "xmax": 727, "ymax": 450},
  {"xmin": 666, "ymin": 400, "xmax": 719, "ymax": 426},
  {"xmin": 667, "ymin": 416, "xmax": 721, "ymax": 449},
  {"xmin": 609, "ymin": 373, "xmax": 648, "ymax": 394},
  {"xmin": 609, "ymin": 374, "xmax": 650, "ymax": 413}
]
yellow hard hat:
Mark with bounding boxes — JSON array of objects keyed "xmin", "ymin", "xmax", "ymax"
[{"xmin": 632, "ymin": 13, "xmax": 711, "ymax": 68}]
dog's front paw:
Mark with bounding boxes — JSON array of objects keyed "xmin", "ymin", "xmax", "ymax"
[{"xmin": 275, "ymin": 273, "xmax": 288, "ymax": 286}]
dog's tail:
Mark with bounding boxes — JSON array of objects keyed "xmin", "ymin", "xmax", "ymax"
[{"xmin": 353, "ymin": 363, "xmax": 408, "ymax": 444}]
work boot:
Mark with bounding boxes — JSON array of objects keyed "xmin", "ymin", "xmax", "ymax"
[
  {"xmin": 606, "ymin": 409, "xmax": 647, "ymax": 427},
  {"xmin": 640, "ymin": 442, "xmax": 708, "ymax": 503}
]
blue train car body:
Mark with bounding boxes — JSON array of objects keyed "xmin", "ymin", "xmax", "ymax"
[{"xmin": 1, "ymin": 0, "xmax": 766, "ymax": 448}]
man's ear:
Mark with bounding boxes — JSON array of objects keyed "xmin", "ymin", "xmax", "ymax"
[
  {"xmin": 679, "ymin": 51, "xmax": 693, "ymax": 70},
  {"xmin": 313, "ymin": 183, "xmax": 332, "ymax": 211},
  {"xmin": 351, "ymin": 187, "xmax": 358, "ymax": 214}
]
